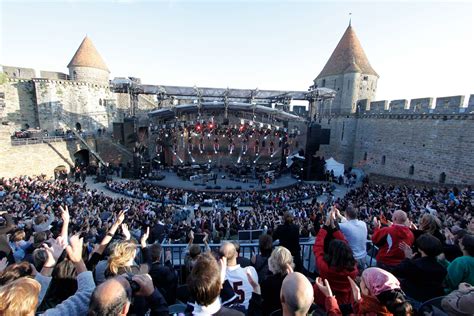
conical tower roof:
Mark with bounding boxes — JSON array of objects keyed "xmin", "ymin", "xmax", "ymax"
[
  {"xmin": 316, "ymin": 25, "xmax": 378, "ymax": 79},
  {"xmin": 67, "ymin": 36, "xmax": 109, "ymax": 72}
]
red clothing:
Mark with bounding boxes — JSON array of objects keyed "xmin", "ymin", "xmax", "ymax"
[
  {"xmin": 372, "ymin": 224, "xmax": 415, "ymax": 266},
  {"xmin": 325, "ymin": 295, "xmax": 392, "ymax": 316},
  {"xmin": 313, "ymin": 228, "xmax": 358, "ymax": 306}
]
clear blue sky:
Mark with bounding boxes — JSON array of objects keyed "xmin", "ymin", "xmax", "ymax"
[{"xmin": 1, "ymin": 0, "xmax": 473, "ymax": 102}]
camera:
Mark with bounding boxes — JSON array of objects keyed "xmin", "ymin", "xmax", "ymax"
[{"xmin": 125, "ymin": 274, "xmax": 140, "ymax": 294}]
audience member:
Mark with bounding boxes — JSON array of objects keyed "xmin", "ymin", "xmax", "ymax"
[
  {"xmin": 221, "ymin": 241, "xmax": 258, "ymax": 310},
  {"xmin": 372, "ymin": 210, "xmax": 415, "ymax": 272}
]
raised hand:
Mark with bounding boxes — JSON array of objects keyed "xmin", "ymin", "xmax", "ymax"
[
  {"xmin": 66, "ymin": 234, "xmax": 84, "ymax": 263},
  {"xmin": 140, "ymin": 227, "xmax": 150, "ymax": 248},
  {"xmin": 43, "ymin": 237, "xmax": 67, "ymax": 267},
  {"xmin": 347, "ymin": 276, "xmax": 361, "ymax": 302},
  {"xmin": 219, "ymin": 256, "xmax": 227, "ymax": 285},
  {"xmin": 116, "ymin": 210, "xmax": 126, "ymax": 225},
  {"xmin": 60, "ymin": 205, "xmax": 70, "ymax": 223},
  {"xmin": 399, "ymin": 241, "xmax": 415, "ymax": 259},
  {"xmin": 315, "ymin": 277, "xmax": 333, "ymax": 298},
  {"xmin": 121, "ymin": 223, "xmax": 131, "ymax": 240},
  {"xmin": 246, "ymin": 267, "xmax": 261, "ymax": 295},
  {"xmin": 373, "ymin": 217, "xmax": 381, "ymax": 229},
  {"xmin": 132, "ymin": 274, "xmax": 155, "ymax": 297},
  {"xmin": 165, "ymin": 250, "xmax": 172, "ymax": 262}
]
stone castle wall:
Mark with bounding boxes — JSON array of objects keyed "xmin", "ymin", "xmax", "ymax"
[
  {"xmin": 0, "ymin": 79, "xmax": 39, "ymax": 130},
  {"xmin": 326, "ymin": 94, "xmax": 473, "ymax": 185},
  {"xmin": 0, "ymin": 124, "xmax": 90, "ymax": 177},
  {"xmin": 33, "ymin": 79, "xmax": 118, "ymax": 132},
  {"xmin": 352, "ymin": 114, "xmax": 474, "ymax": 185}
]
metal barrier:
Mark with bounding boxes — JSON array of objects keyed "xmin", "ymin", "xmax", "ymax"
[
  {"xmin": 161, "ymin": 241, "xmax": 316, "ymax": 284},
  {"xmin": 10, "ymin": 132, "xmax": 97, "ymax": 146},
  {"xmin": 161, "ymin": 240, "xmax": 378, "ymax": 284}
]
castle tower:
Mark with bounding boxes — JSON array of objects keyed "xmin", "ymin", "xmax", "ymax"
[
  {"xmin": 67, "ymin": 36, "xmax": 110, "ymax": 85},
  {"xmin": 313, "ymin": 23, "xmax": 378, "ymax": 114}
]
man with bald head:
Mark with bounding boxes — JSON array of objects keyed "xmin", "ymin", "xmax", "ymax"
[
  {"xmin": 220, "ymin": 241, "xmax": 258, "ymax": 310},
  {"xmin": 372, "ymin": 210, "xmax": 415, "ymax": 272},
  {"xmin": 87, "ymin": 274, "xmax": 168, "ymax": 315},
  {"xmin": 280, "ymin": 272, "xmax": 314, "ymax": 316}
]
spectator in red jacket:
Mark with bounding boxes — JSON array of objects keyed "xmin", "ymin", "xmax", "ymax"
[
  {"xmin": 313, "ymin": 209, "xmax": 358, "ymax": 311},
  {"xmin": 372, "ymin": 210, "xmax": 414, "ymax": 272}
]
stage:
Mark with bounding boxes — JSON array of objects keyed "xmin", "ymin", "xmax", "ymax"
[{"xmin": 145, "ymin": 170, "xmax": 300, "ymax": 192}]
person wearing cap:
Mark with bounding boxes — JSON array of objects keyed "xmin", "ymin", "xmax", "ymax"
[{"xmin": 441, "ymin": 282, "xmax": 474, "ymax": 316}]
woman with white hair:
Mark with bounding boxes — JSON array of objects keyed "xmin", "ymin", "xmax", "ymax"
[{"xmin": 260, "ymin": 246, "xmax": 295, "ymax": 315}]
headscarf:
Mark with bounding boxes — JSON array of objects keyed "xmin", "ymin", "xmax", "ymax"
[{"xmin": 362, "ymin": 267, "xmax": 400, "ymax": 296}]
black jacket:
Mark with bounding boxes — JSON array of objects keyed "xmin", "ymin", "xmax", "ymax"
[
  {"xmin": 149, "ymin": 260, "xmax": 178, "ymax": 305},
  {"xmin": 273, "ymin": 223, "xmax": 300, "ymax": 256},
  {"xmin": 261, "ymin": 273, "xmax": 285, "ymax": 315},
  {"xmin": 393, "ymin": 256, "xmax": 447, "ymax": 302}
]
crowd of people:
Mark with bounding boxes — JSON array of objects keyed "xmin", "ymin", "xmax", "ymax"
[
  {"xmin": 106, "ymin": 180, "xmax": 332, "ymax": 207},
  {"xmin": 0, "ymin": 173, "xmax": 473, "ymax": 315}
]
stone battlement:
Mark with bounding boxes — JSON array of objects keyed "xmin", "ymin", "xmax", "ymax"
[
  {"xmin": 6, "ymin": 77, "xmax": 110, "ymax": 89},
  {"xmin": 358, "ymin": 94, "xmax": 474, "ymax": 115}
]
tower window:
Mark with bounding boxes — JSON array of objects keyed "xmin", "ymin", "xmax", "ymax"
[
  {"xmin": 321, "ymin": 79, "xmax": 325, "ymax": 87},
  {"xmin": 439, "ymin": 172, "xmax": 446, "ymax": 184},
  {"xmin": 409, "ymin": 165, "xmax": 414, "ymax": 175},
  {"xmin": 382, "ymin": 155, "xmax": 386, "ymax": 165},
  {"xmin": 364, "ymin": 152, "xmax": 367, "ymax": 161},
  {"xmin": 363, "ymin": 76, "xmax": 369, "ymax": 80}
]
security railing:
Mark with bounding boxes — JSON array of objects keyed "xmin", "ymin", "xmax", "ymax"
[
  {"xmin": 10, "ymin": 132, "xmax": 97, "ymax": 146},
  {"xmin": 159, "ymin": 240, "xmax": 378, "ymax": 284},
  {"xmin": 161, "ymin": 241, "xmax": 315, "ymax": 284}
]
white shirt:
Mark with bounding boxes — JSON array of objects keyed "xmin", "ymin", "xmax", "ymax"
[
  {"xmin": 226, "ymin": 264, "xmax": 258, "ymax": 309},
  {"xmin": 339, "ymin": 219, "xmax": 368, "ymax": 260}
]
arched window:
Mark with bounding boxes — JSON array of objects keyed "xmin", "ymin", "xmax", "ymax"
[
  {"xmin": 99, "ymin": 98, "xmax": 102, "ymax": 106},
  {"xmin": 409, "ymin": 165, "xmax": 415, "ymax": 175},
  {"xmin": 381, "ymin": 155, "xmax": 386, "ymax": 165},
  {"xmin": 321, "ymin": 79, "xmax": 326, "ymax": 87},
  {"xmin": 439, "ymin": 172, "xmax": 446, "ymax": 184},
  {"xmin": 364, "ymin": 152, "xmax": 368, "ymax": 161}
]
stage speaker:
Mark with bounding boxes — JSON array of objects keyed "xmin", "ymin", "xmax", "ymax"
[
  {"xmin": 306, "ymin": 123, "xmax": 322, "ymax": 156},
  {"xmin": 123, "ymin": 118, "xmax": 136, "ymax": 146}
]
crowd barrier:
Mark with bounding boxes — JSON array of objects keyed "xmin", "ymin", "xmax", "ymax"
[{"xmin": 159, "ymin": 240, "xmax": 378, "ymax": 284}]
